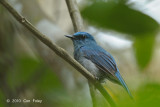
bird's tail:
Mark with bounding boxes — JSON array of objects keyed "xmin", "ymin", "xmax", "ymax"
[{"xmin": 115, "ymin": 71, "xmax": 133, "ymax": 99}]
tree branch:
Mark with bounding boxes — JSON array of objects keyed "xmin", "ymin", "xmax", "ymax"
[
  {"xmin": 65, "ymin": 0, "xmax": 84, "ymax": 32},
  {"xmin": 0, "ymin": 0, "xmax": 94, "ymax": 80},
  {"xmin": 0, "ymin": 0, "xmax": 116, "ymax": 106},
  {"xmin": 88, "ymin": 81, "xmax": 98, "ymax": 107}
]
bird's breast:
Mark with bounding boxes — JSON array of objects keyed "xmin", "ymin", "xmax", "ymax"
[{"xmin": 77, "ymin": 56, "xmax": 103, "ymax": 78}]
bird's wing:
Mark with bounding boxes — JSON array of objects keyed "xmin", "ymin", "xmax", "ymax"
[
  {"xmin": 81, "ymin": 46, "xmax": 133, "ymax": 98},
  {"xmin": 81, "ymin": 46, "xmax": 117, "ymax": 77}
]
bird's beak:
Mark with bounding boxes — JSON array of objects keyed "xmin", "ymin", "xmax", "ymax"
[{"xmin": 65, "ymin": 35, "xmax": 74, "ymax": 39}]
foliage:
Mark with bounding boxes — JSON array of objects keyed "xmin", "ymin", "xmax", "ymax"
[
  {"xmin": 1, "ymin": 56, "xmax": 71, "ymax": 107},
  {"xmin": 134, "ymin": 34, "xmax": 155, "ymax": 68},
  {"xmin": 117, "ymin": 83, "xmax": 160, "ymax": 107},
  {"xmin": 81, "ymin": 0, "xmax": 159, "ymax": 69}
]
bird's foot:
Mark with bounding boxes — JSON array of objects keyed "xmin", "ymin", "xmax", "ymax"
[{"xmin": 95, "ymin": 77, "xmax": 100, "ymax": 81}]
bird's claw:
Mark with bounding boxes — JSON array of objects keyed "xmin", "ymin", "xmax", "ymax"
[{"xmin": 95, "ymin": 77, "xmax": 100, "ymax": 81}]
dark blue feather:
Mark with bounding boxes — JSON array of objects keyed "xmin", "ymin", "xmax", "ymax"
[
  {"xmin": 81, "ymin": 46, "xmax": 117, "ymax": 76},
  {"xmin": 115, "ymin": 71, "xmax": 133, "ymax": 98}
]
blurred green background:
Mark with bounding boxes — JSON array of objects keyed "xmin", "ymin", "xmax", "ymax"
[{"xmin": 0, "ymin": 0, "xmax": 160, "ymax": 107}]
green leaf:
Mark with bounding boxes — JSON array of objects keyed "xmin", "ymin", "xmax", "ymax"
[
  {"xmin": 36, "ymin": 67, "xmax": 62, "ymax": 93},
  {"xmin": 133, "ymin": 33, "xmax": 155, "ymax": 69},
  {"xmin": 81, "ymin": 1, "xmax": 159, "ymax": 35},
  {"xmin": 0, "ymin": 90, "xmax": 5, "ymax": 107},
  {"xmin": 7, "ymin": 56, "xmax": 43, "ymax": 89},
  {"xmin": 117, "ymin": 83, "xmax": 160, "ymax": 107},
  {"xmin": 136, "ymin": 83, "xmax": 160, "ymax": 107}
]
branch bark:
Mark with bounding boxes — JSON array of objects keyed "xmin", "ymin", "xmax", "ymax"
[
  {"xmin": 0, "ymin": 0, "xmax": 116, "ymax": 106},
  {"xmin": 65, "ymin": 0, "xmax": 84, "ymax": 32}
]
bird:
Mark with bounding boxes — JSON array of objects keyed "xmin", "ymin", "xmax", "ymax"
[{"xmin": 65, "ymin": 32, "xmax": 132, "ymax": 98}]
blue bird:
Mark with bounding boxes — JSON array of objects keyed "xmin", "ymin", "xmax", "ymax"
[{"xmin": 65, "ymin": 32, "xmax": 132, "ymax": 98}]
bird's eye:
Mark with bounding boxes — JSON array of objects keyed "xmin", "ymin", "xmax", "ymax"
[{"xmin": 82, "ymin": 35, "xmax": 86, "ymax": 39}]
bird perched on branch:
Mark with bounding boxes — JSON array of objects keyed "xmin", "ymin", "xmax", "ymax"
[{"xmin": 65, "ymin": 32, "xmax": 132, "ymax": 98}]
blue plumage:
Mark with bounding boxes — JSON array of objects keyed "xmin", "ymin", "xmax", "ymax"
[{"xmin": 65, "ymin": 32, "xmax": 132, "ymax": 98}]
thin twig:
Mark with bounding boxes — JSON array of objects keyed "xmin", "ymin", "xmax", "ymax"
[
  {"xmin": 0, "ymin": 0, "xmax": 116, "ymax": 106},
  {"xmin": 65, "ymin": 0, "xmax": 84, "ymax": 32}
]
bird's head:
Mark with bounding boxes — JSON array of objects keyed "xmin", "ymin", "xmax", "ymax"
[{"xmin": 65, "ymin": 32, "xmax": 96, "ymax": 47}]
